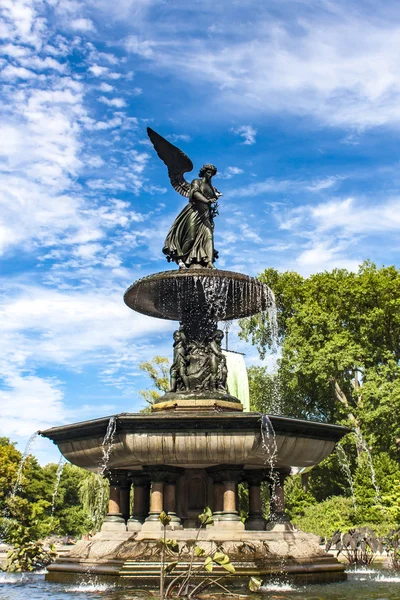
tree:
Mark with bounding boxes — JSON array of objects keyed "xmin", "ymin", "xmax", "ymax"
[
  {"xmin": 138, "ymin": 356, "xmax": 170, "ymax": 410},
  {"xmin": 240, "ymin": 261, "xmax": 400, "ymax": 456}
]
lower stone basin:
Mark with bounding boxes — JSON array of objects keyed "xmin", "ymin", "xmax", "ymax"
[{"xmin": 40, "ymin": 412, "xmax": 349, "ymax": 472}]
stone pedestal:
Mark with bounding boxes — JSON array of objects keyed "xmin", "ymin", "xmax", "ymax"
[{"xmin": 244, "ymin": 470, "xmax": 267, "ymax": 531}]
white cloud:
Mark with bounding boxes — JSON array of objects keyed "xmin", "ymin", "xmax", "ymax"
[
  {"xmin": 124, "ymin": 34, "xmax": 155, "ymax": 58},
  {"xmin": 0, "ymin": 374, "xmax": 66, "ymax": 437},
  {"xmin": 98, "ymin": 95, "xmax": 127, "ymax": 107},
  {"xmin": 232, "ymin": 176, "xmax": 342, "ymax": 198},
  {"xmin": 116, "ymin": 2, "xmax": 400, "ymax": 129},
  {"xmin": 233, "ymin": 125, "xmax": 256, "ymax": 145},
  {"xmin": 1, "ymin": 64, "xmax": 36, "ymax": 79},
  {"xmin": 219, "ymin": 166, "xmax": 244, "ymax": 179},
  {"xmin": 88, "ymin": 64, "xmax": 109, "ymax": 77},
  {"xmin": 99, "ymin": 82, "xmax": 114, "ymax": 92},
  {"xmin": 70, "ymin": 18, "xmax": 95, "ymax": 32}
]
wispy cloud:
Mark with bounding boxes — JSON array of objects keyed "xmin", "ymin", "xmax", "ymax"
[{"xmin": 232, "ymin": 125, "xmax": 257, "ymax": 145}]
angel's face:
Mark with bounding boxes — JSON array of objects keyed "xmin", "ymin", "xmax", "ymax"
[{"xmin": 205, "ymin": 168, "xmax": 215, "ymax": 179}]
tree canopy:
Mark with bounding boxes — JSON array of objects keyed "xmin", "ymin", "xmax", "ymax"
[{"xmin": 240, "ymin": 261, "xmax": 400, "ymax": 457}]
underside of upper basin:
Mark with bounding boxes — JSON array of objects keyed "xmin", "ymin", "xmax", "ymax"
[
  {"xmin": 123, "ymin": 268, "xmax": 273, "ymax": 321},
  {"xmin": 40, "ymin": 413, "xmax": 350, "ymax": 472}
]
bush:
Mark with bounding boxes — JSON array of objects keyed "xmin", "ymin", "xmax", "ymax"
[{"xmin": 293, "ymin": 496, "xmax": 357, "ymax": 538}]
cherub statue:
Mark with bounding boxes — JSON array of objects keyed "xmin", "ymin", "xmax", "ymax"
[
  {"xmin": 209, "ymin": 329, "xmax": 228, "ymax": 392},
  {"xmin": 170, "ymin": 329, "xmax": 190, "ymax": 392},
  {"xmin": 147, "ymin": 128, "xmax": 222, "ymax": 269}
]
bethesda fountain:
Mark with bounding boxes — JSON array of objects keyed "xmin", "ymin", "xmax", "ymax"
[{"xmin": 40, "ymin": 128, "xmax": 349, "ymax": 587}]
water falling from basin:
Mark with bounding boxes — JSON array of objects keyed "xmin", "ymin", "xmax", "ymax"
[
  {"xmin": 51, "ymin": 455, "xmax": 67, "ymax": 515},
  {"xmin": 336, "ymin": 444, "xmax": 357, "ymax": 512}
]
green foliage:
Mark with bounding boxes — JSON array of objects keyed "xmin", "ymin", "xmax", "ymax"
[
  {"xmin": 0, "ymin": 437, "xmax": 22, "ymax": 505},
  {"xmin": 284, "ymin": 475, "xmax": 317, "ymax": 521},
  {"xmin": 138, "ymin": 356, "xmax": 170, "ymax": 411},
  {"xmin": 292, "ymin": 496, "xmax": 357, "ymax": 538},
  {"xmin": 241, "ymin": 262, "xmax": 400, "ymax": 539},
  {"xmin": 78, "ymin": 471, "xmax": 109, "ymax": 532},
  {"xmin": 3, "ymin": 526, "xmax": 57, "ymax": 572},
  {"xmin": 240, "ymin": 261, "xmax": 400, "ymax": 443},
  {"xmin": 0, "ymin": 436, "xmax": 107, "ymax": 548},
  {"xmin": 382, "ymin": 530, "xmax": 400, "ymax": 569},
  {"xmin": 326, "ymin": 528, "xmax": 382, "ymax": 566}
]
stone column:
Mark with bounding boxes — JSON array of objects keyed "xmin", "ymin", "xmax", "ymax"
[
  {"xmin": 244, "ymin": 470, "xmax": 267, "ymax": 531},
  {"xmin": 127, "ymin": 474, "xmax": 150, "ymax": 532},
  {"xmin": 207, "ymin": 466, "xmax": 244, "ymax": 529},
  {"xmin": 164, "ymin": 467, "xmax": 183, "ymax": 528},
  {"xmin": 120, "ymin": 479, "xmax": 131, "ymax": 523},
  {"xmin": 206, "ymin": 469, "xmax": 224, "ymax": 522},
  {"xmin": 101, "ymin": 472, "xmax": 126, "ymax": 532},
  {"xmin": 142, "ymin": 466, "xmax": 183, "ymax": 532},
  {"xmin": 213, "ymin": 483, "xmax": 224, "ymax": 521},
  {"xmin": 147, "ymin": 482, "xmax": 164, "ymax": 521},
  {"xmin": 268, "ymin": 469, "xmax": 290, "ymax": 524}
]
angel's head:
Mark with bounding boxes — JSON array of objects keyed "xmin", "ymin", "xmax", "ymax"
[{"xmin": 199, "ymin": 164, "xmax": 217, "ymax": 178}]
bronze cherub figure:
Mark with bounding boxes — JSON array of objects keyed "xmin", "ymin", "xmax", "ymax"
[{"xmin": 147, "ymin": 127, "xmax": 222, "ymax": 269}]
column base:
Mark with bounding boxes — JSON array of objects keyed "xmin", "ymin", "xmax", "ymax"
[
  {"xmin": 101, "ymin": 514, "xmax": 126, "ymax": 532},
  {"xmin": 214, "ymin": 519, "xmax": 245, "ymax": 531},
  {"xmin": 166, "ymin": 512, "xmax": 183, "ymax": 529},
  {"xmin": 127, "ymin": 517, "xmax": 144, "ymax": 532},
  {"xmin": 212, "ymin": 511, "xmax": 223, "ymax": 522},
  {"xmin": 245, "ymin": 514, "xmax": 267, "ymax": 531},
  {"xmin": 145, "ymin": 511, "xmax": 161, "ymax": 522},
  {"xmin": 141, "ymin": 520, "xmax": 163, "ymax": 533},
  {"xmin": 219, "ymin": 511, "xmax": 241, "ymax": 522}
]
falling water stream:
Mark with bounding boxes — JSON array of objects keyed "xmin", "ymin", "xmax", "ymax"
[
  {"xmin": 260, "ymin": 415, "xmax": 279, "ymax": 518},
  {"xmin": 354, "ymin": 427, "xmax": 381, "ymax": 503},
  {"xmin": 336, "ymin": 444, "xmax": 357, "ymax": 512},
  {"xmin": 92, "ymin": 416, "xmax": 118, "ymax": 529},
  {"xmin": 51, "ymin": 455, "xmax": 67, "ymax": 515},
  {"xmin": 11, "ymin": 431, "xmax": 39, "ymax": 497}
]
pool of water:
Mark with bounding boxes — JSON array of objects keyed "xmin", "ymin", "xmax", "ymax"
[{"xmin": 1, "ymin": 569, "xmax": 400, "ymax": 600}]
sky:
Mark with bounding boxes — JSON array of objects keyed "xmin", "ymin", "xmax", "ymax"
[{"xmin": 1, "ymin": 0, "xmax": 400, "ymax": 464}]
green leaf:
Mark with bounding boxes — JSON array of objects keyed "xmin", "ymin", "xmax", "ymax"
[
  {"xmin": 198, "ymin": 506, "xmax": 214, "ymax": 525},
  {"xmin": 195, "ymin": 545, "xmax": 206, "ymax": 556},
  {"xmin": 249, "ymin": 576, "xmax": 263, "ymax": 592},
  {"xmin": 164, "ymin": 561, "xmax": 178, "ymax": 573},
  {"xmin": 166, "ymin": 539, "xmax": 180, "ymax": 553},
  {"xmin": 221, "ymin": 561, "xmax": 236, "ymax": 573},
  {"xmin": 212, "ymin": 551, "xmax": 230, "ymax": 565},
  {"xmin": 204, "ymin": 556, "xmax": 213, "ymax": 572},
  {"xmin": 159, "ymin": 511, "xmax": 171, "ymax": 526}
]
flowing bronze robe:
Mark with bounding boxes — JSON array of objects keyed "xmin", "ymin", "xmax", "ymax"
[{"xmin": 163, "ymin": 178, "xmax": 217, "ymax": 267}]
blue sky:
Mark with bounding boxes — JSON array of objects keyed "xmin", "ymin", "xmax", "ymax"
[{"xmin": 1, "ymin": 0, "xmax": 400, "ymax": 463}]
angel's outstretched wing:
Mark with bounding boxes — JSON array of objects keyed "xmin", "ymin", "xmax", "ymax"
[{"xmin": 147, "ymin": 127, "xmax": 193, "ymax": 198}]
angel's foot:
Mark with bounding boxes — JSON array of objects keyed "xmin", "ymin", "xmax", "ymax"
[
  {"xmin": 178, "ymin": 260, "xmax": 186, "ymax": 270},
  {"xmin": 206, "ymin": 262, "xmax": 214, "ymax": 269}
]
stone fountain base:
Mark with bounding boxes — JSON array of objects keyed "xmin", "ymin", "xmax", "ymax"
[
  {"xmin": 47, "ymin": 525, "xmax": 346, "ymax": 586},
  {"xmin": 41, "ymin": 412, "xmax": 349, "ymax": 587}
]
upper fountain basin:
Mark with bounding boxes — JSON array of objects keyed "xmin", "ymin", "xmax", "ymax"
[
  {"xmin": 123, "ymin": 268, "xmax": 274, "ymax": 321},
  {"xmin": 39, "ymin": 413, "xmax": 350, "ymax": 472}
]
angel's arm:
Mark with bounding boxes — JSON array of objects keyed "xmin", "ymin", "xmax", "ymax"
[{"xmin": 192, "ymin": 190, "xmax": 213, "ymax": 204}]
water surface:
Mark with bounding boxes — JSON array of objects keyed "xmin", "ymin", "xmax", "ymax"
[{"xmin": 1, "ymin": 569, "xmax": 400, "ymax": 600}]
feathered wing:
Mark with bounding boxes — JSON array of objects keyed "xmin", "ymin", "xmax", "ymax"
[{"xmin": 147, "ymin": 127, "xmax": 193, "ymax": 197}]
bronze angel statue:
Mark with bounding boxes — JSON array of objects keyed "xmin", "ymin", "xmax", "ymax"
[{"xmin": 147, "ymin": 128, "xmax": 222, "ymax": 269}]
